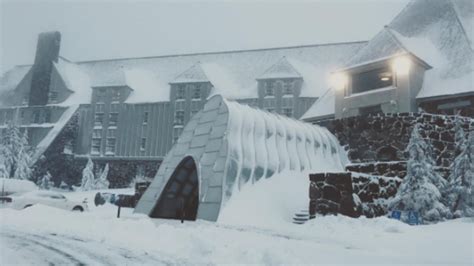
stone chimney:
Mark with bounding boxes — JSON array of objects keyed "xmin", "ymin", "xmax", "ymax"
[{"xmin": 29, "ymin": 31, "xmax": 61, "ymax": 106}]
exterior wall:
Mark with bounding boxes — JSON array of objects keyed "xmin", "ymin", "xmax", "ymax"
[
  {"xmin": 335, "ymin": 58, "xmax": 426, "ymax": 119},
  {"xmin": 75, "ymin": 101, "xmax": 173, "ymax": 159},
  {"xmin": 419, "ymin": 95, "xmax": 474, "ymax": 118}
]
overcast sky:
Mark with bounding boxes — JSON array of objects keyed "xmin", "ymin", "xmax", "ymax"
[{"xmin": 1, "ymin": 0, "xmax": 409, "ymax": 73}]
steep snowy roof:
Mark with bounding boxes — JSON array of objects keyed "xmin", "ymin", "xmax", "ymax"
[
  {"xmin": 124, "ymin": 68, "xmax": 169, "ymax": 103},
  {"xmin": 345, "ymin": 0, "xmax": 473, "ymax": 99},
  {"xmin": 0, "ymin": 42, "xmax": 365, "ymax": 105},
  {"xmin": 258, "ymin": 57, "xmax": 302, "ymax": 80},
  {"xmin": 300, "ymin": 88, "xmax": 335, "ymax": 120},
  {"xmin": 53, "ymin": 58, "xmax": 93, "ymax": 106}
]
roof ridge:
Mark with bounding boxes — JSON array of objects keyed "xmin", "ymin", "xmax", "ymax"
[
  {"xmin": 74, "ymin": 41, "xmax": 368, "ymax": 64},
  {"xmin": 448, "ymin": 0, "xmax": 474, "ymax": 51},
  {"xmin": 384, "ymin": 26, "xmax": 410, "ymax": 52},
  {"xmin": 258, "ymin": 56, "xmax": 302, "ymax": 79}
]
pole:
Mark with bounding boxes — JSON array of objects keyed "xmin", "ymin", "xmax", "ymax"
[{"xmin": 117, "ymin": 205, "xmax": 121, "ymax": 218}]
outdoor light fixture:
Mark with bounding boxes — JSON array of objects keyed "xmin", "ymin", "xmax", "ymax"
[
  {"xmin": 379, "ymin": 72, "xmax": 392, "ymax": 81},
  {"xmin": 330, "ymin": 72, "xmax": 348, "ymax": 90},
  {"xmin": 392, "ymin": 56, "xmax": 411, "ymax": 75}
]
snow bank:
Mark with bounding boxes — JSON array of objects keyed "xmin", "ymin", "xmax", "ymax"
[
  {"xmin": 124, "ymin": 68, "xmax": 170, "ymax": 103},
  {"xmin": 0, "ymin": 178, "xmax": 38, "ymax": 195},
  {"xmin": 218, "ymin": 170, "xmax": 309, "ymax": 228}
]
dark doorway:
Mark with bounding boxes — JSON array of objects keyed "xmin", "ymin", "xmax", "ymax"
[{"xmin": 150, "ymin": 156, "xmax": 199, "ymax": 221}]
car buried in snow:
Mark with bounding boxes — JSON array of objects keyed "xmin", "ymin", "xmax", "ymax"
[{"xmin": 7, "ymin": 191, "xmax": 88, "ymax": 212}]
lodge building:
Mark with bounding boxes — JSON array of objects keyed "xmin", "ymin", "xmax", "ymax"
[{"xmin": 0, "ymin": 0, "xmax": 472, "ymax": 186}]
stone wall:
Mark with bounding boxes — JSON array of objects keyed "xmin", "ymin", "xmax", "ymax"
[
  {"xmin": 318, "ymin": 113, "xmax": 473, "ymax": 177},
  {"xmin": 309, "ymin": 172, "xmax": 402, "ymax": 218}
]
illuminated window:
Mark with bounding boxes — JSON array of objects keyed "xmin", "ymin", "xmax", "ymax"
[{"xmin": 351, "ymin": 67, "xmax": 393, "ymax": 94}]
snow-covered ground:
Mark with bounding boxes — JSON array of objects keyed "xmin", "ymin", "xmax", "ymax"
[{"xmin": 1, "ymin": 188, "xmax": 473, "ymax": 265}]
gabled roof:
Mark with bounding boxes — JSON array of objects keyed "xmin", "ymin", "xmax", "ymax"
[
  {"xmin": 258, "ymin": 57, "xmax": 302, "ymax": 80},
  {"xmin": 0, "ymin": 41, "xmax": 366, "ymax": 106},
  {"xmin": 300, "ymin": 88, "xmax": 335, "ymax": 120},
  {"xmin": 171, "ymin": 63, "xmax": 209, "ymax": 84}
]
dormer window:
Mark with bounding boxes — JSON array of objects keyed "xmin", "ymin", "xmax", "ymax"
[
  {"xmin": 176, "ymin": 85, "xmax": 185, "ymax": 100},
  {"xmin": 49, "ymin": 90, "xmax": 58, "ymax": 103},
  {"xmin": 112, "ymin": 88, "xmax": 121, "ymax": 102},
  {"xmin": 283, "ymin": 80, "xmax": 293, "ymax": 96},
  {"xmin": 264, "ymin": 81, "xmax": 275, "ymax": 97},
  {"xmin": 192, "ymin": 85, "xmax": 201, "ymax": 100},
  {"xmin": 351, "ymin": 66, "xmax": 393, "ymax": 94}
]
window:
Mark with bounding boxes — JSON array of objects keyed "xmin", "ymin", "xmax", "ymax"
[
  {"xmin": 93, "ymin": 129, "xmax": 102, "ymax": 138},
  {"xmin": 106, "ymin": 138, "xmax": 116, "ymax": 155},
  {"xmin": 96, "ymin": 103, "xmax": 105, "ymax": 113},
  {"xmin": 49, "ymin": 91, "xmax": 58, "ymax": 103},
  {"xmin": 33, "ymin": 111, "xmax": 40, "ymax": 123},
  {"xmin": 283, "ymin": 108, "xmax": 293, "ymax": 117},
  {"xmin": 22, "ymin": 95, "xmax": 29, "ymax": 105},
  {"xmin": 283, "ymin": 80, "xmax": 293, "ymax": 96},
  {"xmin": 96, "ymin": 89, "xmax": 106, "ymax": 102},
  {"xmin": 360, "ymin": 105, "xmax": 382, "ymax": 116},
  {"xmin": 106, "ymin": 128, "xmax": 116, "ymax": 138},
  {"xmin": 176, "ymin": 85, "xmax": 185, "ymax": 100},
  {"xmin": 351, "ymin": 67, "xmax": 393, "ymax": 94},
  {"xmin": 109, "ymin": 113, "xmax": 118, "ymax": 127},
  {"xmin": 191, "ymin": 109, "xmax": 199, "ymax": 117},
  {"xmin": 94, "ymin": 113, "xmax": 104, "ymax": 127},
  {"xmin": 143, "ymin": 112, "xmax": 149, "ymax": 125},
  {"xmin": 112, "ymin": 88, "xmax": 121, "ymax": 102},
  {"xmin": 174, "ymin": 110, "xmax": 185, "ymax": 125},
  {"xmin": 91, "ymin": 139, "xmax": 101, "ymax": 154},
  {"xmin": 43, "ymin": 109, "xmax": 51, "ymax": 123},
  {"xmin": 264, "ymin": 81, "xmax": 275, "ymax": 97},
  {"xmin": 140, "ymin": 138, "xmax": 146, "ymax": 151},
  {"xmin": 173, "ymin": 126, "xmax": 183, "ymax": 143},
  {"xmin": 192, "ymin": 86, "xmax": 201, "ymax": 100}
]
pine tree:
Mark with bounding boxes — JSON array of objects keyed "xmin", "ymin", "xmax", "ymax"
[
  {"xmin": 0, "ymin": 123, "xmax": 33, "ymax": 179},
  {"xmin": 39, "ymin": 172, "xmax": 52, "ymax": 190},
  {"xmin": 447, "ymin": 120, "xmax": 474, "ymax": 217},
  {"xmin": 95, "ymin": 163, "xmax": 110, "ymax": 189},
  {"xmin": 390, "ymin": 124, "xmax": 449, "ymax": 222},
  {"xmin": 81, "ymin": 157, "xmax": 95, "ymax": 191},
  {"xmin": 13, "ymin": 131, "xmax": 32, "ymax": 180}
]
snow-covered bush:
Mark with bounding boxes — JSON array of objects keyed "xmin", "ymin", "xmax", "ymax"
[
  {"xmin": 389, "ymin": 124, "xmax": 450, "ymax": 223},
  {"xmin": 81, "ymin": 157, "xmax": 95, "ymax": 191},
  {"xmin": 38, "ymin": 172, "xmax": 52, "ymax": 190},
  {"xmin": 95, "ymin": 163, "xmax": 110, "ymax": 189},
  {"xmin": 445, "ymin": 120, "xmax": 473, "ymax": 218}
]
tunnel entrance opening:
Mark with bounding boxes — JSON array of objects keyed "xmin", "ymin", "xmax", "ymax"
[{"xmin": 150, "ymin": 156, "xmax": 199, "ymax": 221}]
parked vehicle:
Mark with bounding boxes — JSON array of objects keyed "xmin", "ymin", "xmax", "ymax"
[{"xmin": 8, "ymin": 191, "xmax": 88, "ymax": 212}]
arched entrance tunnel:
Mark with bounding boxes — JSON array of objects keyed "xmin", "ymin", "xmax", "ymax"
[{"xmin": 150, "ymin": 156, "xmax": 199, "ymax": 221}]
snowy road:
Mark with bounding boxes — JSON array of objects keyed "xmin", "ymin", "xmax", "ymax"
[
  {"xmin": 1, "ymin": 227, "xmax": 181, "ymax": 265},
  {"xmin": 1, "ymin": 189, "xmax": 473, "ymax": 265}
]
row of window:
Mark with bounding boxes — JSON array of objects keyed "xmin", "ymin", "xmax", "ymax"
[
  {"xmin": 95, "ymin": 88, "xmax": 122, "ymax": 102},
  {"xmin": 176, "ymin": 84, "xmax": 203, "ymax": 100},
  {"xmin": 91, "ymin": 127, "xmax": 148, "ymax": 155},
  {"xmin": 263, "ymin": 80, "xmax": 295, "ymax": 97},
  {"xmin": 265, "ymin": 107, "xmax": 293, "ymax": 117}
]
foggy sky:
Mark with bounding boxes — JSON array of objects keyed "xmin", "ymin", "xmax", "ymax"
[{"xmin": 1, "ymin": 0, "xmax": 409, "ymax": 73}]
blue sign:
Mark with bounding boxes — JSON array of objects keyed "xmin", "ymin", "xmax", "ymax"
[
  {"xmin": 407, "ymin": 211, "xmax": 420, "ymax": 225},
  {"xmin": 390, "ymin": 210, "xmax": 401, "ymax": 220}
]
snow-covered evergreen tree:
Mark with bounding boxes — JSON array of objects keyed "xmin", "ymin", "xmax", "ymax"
[
  {"xmin": 81, "ymin": 158, "xmax": 95, "ymax": 191},
  {"xmin": 390, "ymin": 124, "xmax": 449, "ymax": 222},
  {"xmin": 446, "ymin": 120, "xmax": 474, "ymax": 217},
  {"xmin": 95, "ymin": 163, "xmax": 110, "ymax": 189},
  {"xmin": 39, "ymin": 172, "xmax": 52, "ymax": 190},
  {"xmin": 13, "ymin": 131, "xmax": 32, "ymax": 180},
  {"xmin": 0, "ymin": 123, "xmax": 33, "ymax": 179}
]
